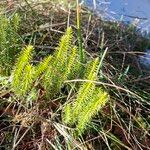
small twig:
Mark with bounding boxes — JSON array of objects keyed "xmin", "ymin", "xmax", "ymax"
[
  {"xmin": 130, "ymin": 76, "xmax": 150, "ymax": 82},
  {"xmin": 65, "ymin": 79, "xmax": 143, "ymax": 100}
]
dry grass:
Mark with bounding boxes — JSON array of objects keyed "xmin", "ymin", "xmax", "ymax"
[{"xmin": 0, "ymin": 1, "xmax": 150, "ymax": 149}]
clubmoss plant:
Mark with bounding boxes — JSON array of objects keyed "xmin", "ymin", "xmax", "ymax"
[
  {"xmin": 11, "ymin": 27, "xmax": 79, "ymax": 98},
  {"xmin": 0, "ymin": 13, "xmax": 21, "ymax": 76},
  {"xmin": 11, "ymin": 27, "xmax": 108, "ymax": 135},
  {"xmin": 11, "ymin": 45, "xmax": 34, "ymax": 96},
  {"xmin": 42, "ymin": 27, "xmax": 79, "ymax": 98},
  {"xmin": 63, "ymin": 58, "xmax": 108, "ymax": 135}
]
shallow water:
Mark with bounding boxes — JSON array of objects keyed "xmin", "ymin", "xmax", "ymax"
[{"xmin": 83, "ymin": 0, "xmax": 150, "ymax": 34}]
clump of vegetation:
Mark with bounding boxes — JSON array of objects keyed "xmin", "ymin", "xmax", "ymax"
[
  {"xmin": 0, "ymin": 1, "xmax": 150, "ymax": 149},
  {"xmin": 0, "ymin": 13, "xmax": 21, "ymax": 76},
  {"xmin": 42, "ymin": 27, "xmax": 77, "ymax": 98},
  {"xmin": 11, "ymin": 27, "xmax": 78, "ymax": 98},
  {"xmin": 11, "ymin": 26, "xmax": 108, "ymax": 136},
  {"xmin": 63, "ymin": 58, "xmax": 108, "ymax": 135}
]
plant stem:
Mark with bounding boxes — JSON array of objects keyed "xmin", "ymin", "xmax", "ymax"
[{"xmin": 76, "ymin": 0, "xmax": 85, "ymax": 64}]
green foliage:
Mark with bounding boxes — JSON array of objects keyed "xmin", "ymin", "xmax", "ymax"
[
  {"xmin": 12, "ymin": 45, "xmax": 34, "ymax": 96},
  {"xmin": 34, "ymin": 55, "xmax": 52, "ymax": 80},
  {"xmin": 11, "ymin": 45, "xmax": 53, "ymax": 97},
  {"xmin": 0, "ymin": 14, "xmax": 21, "ymax": 76},
  {"xmin": 63, "ymin": 103, "xmax": 72, "ymax": 124},
  {"xmin": 76, "ymin": 88, "xmax": 108, "ymax": 134},
  {"xmin": 71, "ymin": 58, "xmax": 99, "ymax": 122},
  {"xmin": 11, "ymin": 27, "xmax": 108, "ymax": 135},
  {"xmin": 42, "ymin": 27, "xmax": 78, "ymax": 97},
  {"xmin": 11, "ymin": 27, "xmax": 79, "ymax": 98},
  {"xmin": 63, "ymin": 58, "xmax": 108, "ymax": 135}
]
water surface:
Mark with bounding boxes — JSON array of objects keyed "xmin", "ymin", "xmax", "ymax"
[
  {"xmin": 83, "ymin": 0, "xmax": 150, "ymax": 71},
  {"xmin": 84, "ymin": 0, "xmax": 150, "ymax": 34}
]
